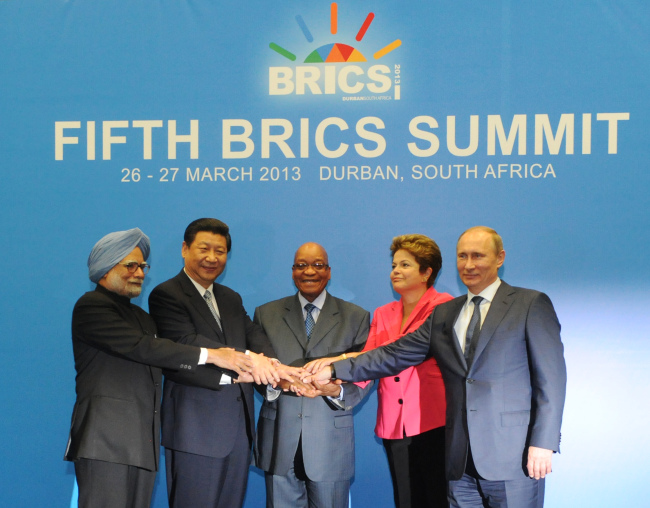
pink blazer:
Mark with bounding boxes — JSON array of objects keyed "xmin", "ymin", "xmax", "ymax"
[{"xmin": 361, "ymin": 286, "xmax": 453, "ymax": 439}]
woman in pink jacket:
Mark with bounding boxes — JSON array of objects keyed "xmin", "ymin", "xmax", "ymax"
[{"xmin": 307, "ymin": 234, "xmax": 452, "ymax": 507}]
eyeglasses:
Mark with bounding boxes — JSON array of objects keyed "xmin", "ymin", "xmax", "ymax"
[
  {"xmin": 292, "ymin": 263, "xmax": 329, "ymax": 271},
  {"xmin": 119, "ymin": 262, "xmax": 150, "ymax": 274}
]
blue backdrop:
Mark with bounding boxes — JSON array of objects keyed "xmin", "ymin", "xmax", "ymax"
[{"xmin": 1, "ymin": 1, "xmax": 648, "ymax": 506}]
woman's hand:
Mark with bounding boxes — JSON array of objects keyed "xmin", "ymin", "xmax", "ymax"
[{"xmin": 303, "ymin": 351, "xmax": 363, "ymax": 373}]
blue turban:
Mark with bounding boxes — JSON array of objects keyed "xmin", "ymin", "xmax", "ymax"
[{"xmin": 87, "ymin": 228, "xmax": 151, "ymax": 283}]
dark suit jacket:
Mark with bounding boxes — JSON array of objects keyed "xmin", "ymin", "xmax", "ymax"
[
  {"xmin": 148, "ymin": 270, "xmax": 276, "ymax": 458},
  {"xmin": 65, "ymin": 285, "xmax": 201, "ymax": 471},
  {"xmin": 336, "ymin": 281, "xmax": 567, "ymax": 482},
  {"xmin": 253, "ymin": 292, "xmax": 371, "ymax": 482}
]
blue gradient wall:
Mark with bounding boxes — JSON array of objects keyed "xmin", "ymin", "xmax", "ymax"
[{"xmin": 1, "ymin": 1, "xmax": 647, "ymax": 506}]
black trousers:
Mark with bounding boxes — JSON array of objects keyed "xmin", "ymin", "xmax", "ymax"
[
  {"xmin": 75, "ymin": 458, "xmax": 156, "ymax": 508},
  {"xmin": 383, "ymin": 426, "xmax": 449, "ymax": 508}
]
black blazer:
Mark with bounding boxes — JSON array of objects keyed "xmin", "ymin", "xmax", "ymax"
[
  {"xmin": 148, "ymin": 270, "xmax": 276, "ymax": 458},
  {"xmin": 65, "ymin": 285, "xmax": 201, "ymax": 471}
]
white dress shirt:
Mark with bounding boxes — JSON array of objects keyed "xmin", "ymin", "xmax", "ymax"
[
  {"xmin": 268, "ymin": 290, "xmax": 344, "ymax": 402},
  {"xmin": 184, "ymin": 270, "xmax": 230, "ymax": 382},
  {"xmin": 298, "ymin": 289, "xmax": 327, "ymax": 323},
  {"xmin": 453, "ymin": 278, "xmax": 502, "ymax": 352}
]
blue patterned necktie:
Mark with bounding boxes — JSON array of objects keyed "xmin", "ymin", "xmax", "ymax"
[
  {"xmin": 204, "ymin": 291, "xmax": 223, "ymax": 331},
  {"xmin": 464, "ymin": 296, "xmax": 484, "ymax": 361},
  {"xmin": 304, "ymin": 303, "xmax": 316, "ymax": 339}
]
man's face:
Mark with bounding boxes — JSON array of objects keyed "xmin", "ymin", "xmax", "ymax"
[
  {"xmin": 100, "ymin": 247, "xmax": 146, "ymax": 298},
  {"xmin": 292, "ymin": 243, "xmax": 331, "ymax": 302},
  {"xmin": 456, "ymin": 230, "xmax": 505, "ymax": 295},
  {"xmin": 182, "ymin": 232, "xmax": 228, "ymax": 289}
]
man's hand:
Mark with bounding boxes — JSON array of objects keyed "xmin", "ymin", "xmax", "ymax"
[
  {"xmin": 233, "ymin": 371, "xmax": 254, "ymax": 383},
  {"xmin": 304, "ymin": 352, "xmax": 361, "ymax": 374},
  {"xmin": 276, "ymin": 364, "xmax": 307, "ymax": 383},
  {"xmin": 301, "ymin": 364, "xmax": 334, "ymax": 385},
  {"xmin": 206, "ymin": 347, "xmax": 253, "ymax": 376},
  {"xmin": 276, "ymin": 378, "xmax": 319, "ymax": 397},
  {"xmin": 312, "ymin": 379, "xmax": 341, "ymax": 398},
  {"xmin": 527, "ymin": 446, "xmax": 554, "ymax": 480},
  {"xmin": 274, "ymin": 377, "xmax": 344, "ymax": 398},
  {"xmin": 304, "ymin": 356, "xmax": 339, "ymax": 374},
  {"xmin": 248, "ymin": 351, "xmax": 280, "ymax": 385},
  {"xmin": 275, "ymin": 379, "xmax": 294, "ymax": 392},
  {"xmin": 288, "ymin": 379, "xmax": 344, "ymax": 398}
]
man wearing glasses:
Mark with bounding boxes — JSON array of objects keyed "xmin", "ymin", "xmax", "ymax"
[
  {"xmin": 65, "ymin": 228, "xmax": 255, "ymax": 508},
  {"xmin": 252, "ymin": 242, "xmax": 372, "ymax": 508}
]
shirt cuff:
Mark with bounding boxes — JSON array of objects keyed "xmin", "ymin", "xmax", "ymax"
[
  {"xmin": 327, "ymin": 384, "xmax": 345, "ymax": 405},
  {"xmin": 200, "ymin": 348, "xmax": 232, "ymax": 384},
  {"xmin": 198, "ymin": 348, "xmax": 208, "ymax": 365},
  {"xmin": 266, "ymin": 384, "xmax": 281, "ymax": 401}
]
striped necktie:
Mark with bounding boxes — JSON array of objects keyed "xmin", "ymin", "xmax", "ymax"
[{"xmin": 204, "ymin": 291, "xmax": 223, "ymax": 331}]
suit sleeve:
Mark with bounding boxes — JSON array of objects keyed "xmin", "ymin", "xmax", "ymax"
[
  {"xmin": 73, "ymin": 293, "xmax": 200, "ymax": 371},
  {"xmin": 526, "ymin": 292, "xmax": 567, "ymax": 452},
  {"xmin": 335, "ymin": 308, "xmax": 433, "ymax": 383},
  {"xmin": 331, "ymin": 309, "xmax": 373, "ymax": 410},
  {"xmin": 148, "ymin": 284, "xmax": 229, "ymax": 390}
]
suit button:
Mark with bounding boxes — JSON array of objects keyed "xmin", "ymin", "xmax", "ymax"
[
  {"xmin": 467, "ymin": 378, "xmax": 474, "ymax": 384},
  {"xmin": 398, "ymin": 399, "xmax": 403, "ymax": 404},
  {"xmin": 394, "ymin": 377, "xmax": 400, "ymax": 382},
  {"xmin": 298, "ymin": 413, "xmax": 303, "ymax": 418},
  {"xmin": 237, "ymin": 397, "xmax": 242, "ymax": 402}
]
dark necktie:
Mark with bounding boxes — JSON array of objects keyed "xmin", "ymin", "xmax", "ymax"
[
  {"xmin": 464, "ymin": 296, "xmax": 484, "ymax": 361},
  {"xmin": 204, "ymin": 291, "xmax": 223, "ymax": 331},
  {"xmin": 304, "ymin": 303, "xmax": 316, "ymax": 339}
]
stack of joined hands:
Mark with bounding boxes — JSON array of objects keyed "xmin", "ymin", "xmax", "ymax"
[{"xmin": 209, "ymin": 347, "xmax": 344, "ymax": 398}]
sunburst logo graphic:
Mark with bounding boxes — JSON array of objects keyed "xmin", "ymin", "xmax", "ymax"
[
  {"xmin": 267, "ymin": 2, "xmax": 402, "ymax": 100},
  {"xmin": 270, "ymin": 3, "xmax": 401, "ymax": 63}
]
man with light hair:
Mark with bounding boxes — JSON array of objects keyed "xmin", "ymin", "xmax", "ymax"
[{"xmin": 64, "ymin": 227, "xmax": 271, "ymax": 508}]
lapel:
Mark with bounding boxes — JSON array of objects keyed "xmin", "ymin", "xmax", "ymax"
[
  {"xmin": 283, "ymin": 294, "xmax": 309, "ymax": 351},
  {"xmin": 400, "ymin": 298, "xmax": 421, "ymax": 334},
  {"xmin": 471, "ymin": 281, "xmax": 516, "ymax": 367},
  {"xmin": 307, "ymin": 293, "xmax": 340, "ymax": 354},
  {"xmin": 212, "ymin": 283, "xmax": 234, "ymax": 345},
  {"xmin": 176, "ymin": 270, "xmax": 226, "ymax": 342},
  {"xmin": 446, "ymin": 297, "xmax": 469, "ymax": 370},
  {"xmin": 386, "ymin": 301, "xmax": 403, "ymax": 338},
  {"xmin": 402, "ymin": 286, "xmax": 440, "ymax": 334}
]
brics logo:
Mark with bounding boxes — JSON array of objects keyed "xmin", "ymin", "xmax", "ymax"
[{"xmin": 268, "ymin": 2, "xmax": 402, "ymax": 99}]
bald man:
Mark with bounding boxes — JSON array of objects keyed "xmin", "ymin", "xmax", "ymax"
[{"xmin": 253, "ymin": 243, "xmax": 372, "ymax": 508}]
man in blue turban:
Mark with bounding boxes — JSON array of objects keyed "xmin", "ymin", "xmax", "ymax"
[
  {"xmin": 65, "ymin": 228, "xmax": 277, "ymax": 508},
  {"xmin": 87, "ymin": 227, "xmax": 151, "ymax": 284}
]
